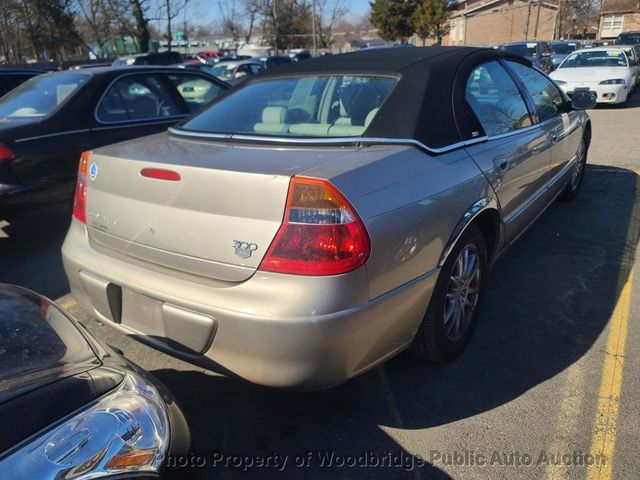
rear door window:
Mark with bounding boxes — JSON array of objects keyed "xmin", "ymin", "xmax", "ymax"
[
  {"xmin": 465, "ymin": 61, "xmax": 532, "ymax": 136},
  {"xmin": 167, "ymin": 74, "xmax": 226, "ymax": 111},
  {"xmin": 97, "ymin": 74, "xmax": 183, "ymax": 123}
]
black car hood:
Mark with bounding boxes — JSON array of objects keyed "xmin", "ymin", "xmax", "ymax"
[{"xmin": 0, "ymin": 285, "xmax": 100, "ymax": 404}]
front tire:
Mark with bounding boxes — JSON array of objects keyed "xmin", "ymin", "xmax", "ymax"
[
  {"xmin": 409, "ymin": 223, "xmax": 487, "ymax": 362},
  {"xmin": 561, "ymin": 135, "xmax": 587, "ymax": 201}
]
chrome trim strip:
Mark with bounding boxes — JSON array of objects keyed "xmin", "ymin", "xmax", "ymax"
[
  {"xmin": 504, "ymin": 174, "xmax": 567, "ymax": 249},
  {"xmin": 15, "ymin": 129, "xmax": 91, "ymax": 143},
  {"xmin": 438, "ymin": 197, "xmax": 500, "ymax": 267},
  {"xmin": 167, "ymin": 127, "xmax": 490, "ymax": 154},
  {"xmin": 503, "ymin": 156, "xmax": 576, "ymax": 224}
]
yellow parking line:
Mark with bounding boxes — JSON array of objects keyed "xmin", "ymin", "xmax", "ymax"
[
  {"xmin": 586, "ymin": 169, "xmax": 639, "ymax": 480},
  {"xmin": 586, "ymin": 270, "xmax": 633, "ymax": 480}
]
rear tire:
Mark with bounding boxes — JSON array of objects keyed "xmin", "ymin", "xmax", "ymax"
[
  {"xmin": 561, "ymin": 135, "xmax": 587, "ymax": 201},
  {"xmin": 409, "ymin": 223, "xmax": 487, "ymax": 362}
]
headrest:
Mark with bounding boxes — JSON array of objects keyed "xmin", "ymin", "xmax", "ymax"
[
  {"xmin": 262, "ymin": 106, "xmax": 287, "ymax": 123},
  {"xmin": 365, "ymin": 107, "xmax": 379, "ymax": 127}
]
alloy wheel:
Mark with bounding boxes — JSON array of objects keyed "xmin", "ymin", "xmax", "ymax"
[
  {"xmin": 444, "ymin": 244, "xmax": 481, "ymax": 342},
  {"xmin": 570, "ymin": 139, "xmax": 586, "ymax": 190}
]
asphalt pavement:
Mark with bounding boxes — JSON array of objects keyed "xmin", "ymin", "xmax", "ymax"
[{"xmin": 1, "ymin": 96, "xmax": 639, "ymax": 480}]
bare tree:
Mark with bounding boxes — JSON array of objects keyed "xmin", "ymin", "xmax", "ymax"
[
  {"xmin": 219, "ymin": 0, "xmax": 242, "ymax": 46},
  {"xmin": 159, "ymin": 0, "xmax": 188, "ymax": 51},
  {"xmin": 243, "ymin": 0, "xmax": 263, "ymax": 44},
  {"xmin": 314, "ymin": 0, "xmax": 347, "ymax": 48}
]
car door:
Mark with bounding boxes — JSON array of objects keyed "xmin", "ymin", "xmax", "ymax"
[
  {"xmin": 462, "ymin": 60, "xmax": 552, "ymax": 242},
  {"xmin": 506, "ymin": 61, "xmax": 582, "ymax": 200},
  {"xmin": 92, "ymin": 72, "xmax": 189, "ymax": 146}
]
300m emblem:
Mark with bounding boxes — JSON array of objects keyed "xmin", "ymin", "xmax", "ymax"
[{"xmin": 233, "ymin": 240, "xmax": 258, "ymax": 259}]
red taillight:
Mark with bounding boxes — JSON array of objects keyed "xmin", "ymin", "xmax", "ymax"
[
  {"xmin": 0, "ymin": 144, "xmax": 15, "ymax": 161},
  {"xmin": 72, "ymin": 151, "xmax": 91, "ymax": 224},
  {"xmin": 259, "ymin": 176, "xmax": 370, "ymax": 276},
  {"xmin": 140, "ymin": 168, "xmax": 181, "ymax": 181}
]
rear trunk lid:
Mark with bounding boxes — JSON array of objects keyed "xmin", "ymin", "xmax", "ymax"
[{"xmin": 85, "ymin": 133, "xmax": 352, "ymax": 282}]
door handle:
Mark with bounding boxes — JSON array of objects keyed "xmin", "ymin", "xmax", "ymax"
[{"xmin": 493, "ymin": 155, "xmax": 509, "ymax": 171}]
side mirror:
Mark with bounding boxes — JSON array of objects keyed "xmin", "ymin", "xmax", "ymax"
[
  {"xmin": 630, "ymin": 60, "xmax": 638, "ymax": 66},
  {"xmin": 571, "ymin": 91, "xmax": 597, "ymax": 110}
]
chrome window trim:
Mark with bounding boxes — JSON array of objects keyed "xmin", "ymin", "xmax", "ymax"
[
  {"xmin": 94, "ymin": 70, "xmax": 216, "ymax": 126},
  {"xmin": 92, "ymin": 116, "xmax": 186, "ymax": 131},
  {"xmin": 167, "ymin": 127, "xmax": 489, "ymax": 154},
  {"xmin": 482, "ymin": 124, "xmax": 541, "ymax": 142}
]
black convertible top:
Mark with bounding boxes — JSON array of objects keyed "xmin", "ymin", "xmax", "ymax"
[
  {"xmin": 259, "ymin": 46, "xmax": 479, "ymax": 77},
  {"xmin": 252, "ymin": 47, "xmax": 531, "ymax": 149}
]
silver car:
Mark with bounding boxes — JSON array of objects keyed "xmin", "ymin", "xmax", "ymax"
[{"xmin": 62, "ymin": 47, "xmax": 595, "ymax": 389}]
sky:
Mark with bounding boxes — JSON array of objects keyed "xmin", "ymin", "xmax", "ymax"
[{"xmin": 188, "ymin": 0, "xmax": 372, "ymax": 29}]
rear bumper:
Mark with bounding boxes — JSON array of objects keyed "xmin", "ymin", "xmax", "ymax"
[{"xmin": 62, "ymin": 221, "xmax": 437, "ymax": 389}]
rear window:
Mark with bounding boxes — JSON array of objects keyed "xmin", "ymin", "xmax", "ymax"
[
  {"xmin": 0, "ymin": 72, "xmax": 88, "ymax": 120},
  {"xmin": 551, "ymin": 43, "xmax": 577, "ymax": 54},
  {"xmin": 502, "ymin": 43, "xmax": 538, "ymax": 58},
  {"xmin": 181, "ymin": 75, "xmax": 398, "ymax": 138}
]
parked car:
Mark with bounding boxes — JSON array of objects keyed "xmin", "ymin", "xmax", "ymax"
[
  {"xmin": 62, "ymin": 47, "xmax": 594, "ymax": 389},
  {"xmin": 288, "ymin": 49, "xmax": 312, "ymax": 61},
  {"xmin": 260, "ymin": 55, "xmax": 294, "ymax": 69},
  {"xmin": 616, "ymin": 45, "xmax": 640, "ymax": 88},
  {"xmin": 182, "ymin": 54, "xmax": 205, "ymax": 64},
  {"xmin": 616, "ymin": 30, "xmax": 640, "ymax": 47},
  {"xmin": 112, "ymin": 51, "xmax": 184, "ymax": 66},
  {"xmin": 0, "ymin": 66, "xmax": 228, "ymax": 236},
  {"xmin": 0, "ymin": 68, "xmax": 43, "ymax": 96},
  {"xmin": 196, "ymin": 50, "xmax": 223, "ymax": 60},
  {"xmin": 550, "ymin": 47, "xmax": 636, "ymax": 104},
  {"xmin": 209, "ymin": 59, "xmax": 264, "ymax": 84},
  {"xmin": 0, "ymin": 284, "xmax": 189, "ymax": 477},
  {"xmin": 550, "ymin": 40, "xmax": 579, "ymax": 69},
  {"xmin": 500, "ymin": 41, "xmax": 554, "ymax": 73}
]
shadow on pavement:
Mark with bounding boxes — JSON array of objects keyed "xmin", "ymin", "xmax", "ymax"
[
  {"xmin": 0, "ymin": 160, "xmax": 637, "ymax": 479},
  {"xmin": 0, "ymin": 219, "xmax": 69, "ymax": 299},
  {"xmin": 148, "ymin": 165, "xmax": 639, "ymax": 479}
]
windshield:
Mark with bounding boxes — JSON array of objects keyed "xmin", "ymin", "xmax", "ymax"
[
  {"xmin": 551, "ymin": 43, "xmax": 577, "ymax": 55},
  {"xmin": 0, "ymin": 72, "xmax": 89, "ymax": 120},
  {"xmin": 502, "ymin": 43, "xmax": 538, "ymax": 57},
  {"xmin": 559, "ymin": 50, "xmax": 628, "ymax": 68},
  {"xmin": 181, "ymin": 75, "xmax": 398, "ymax": 138},
  {"xmin": 211, "ymin": 63, "xmax": 236, "ymax": 80}
]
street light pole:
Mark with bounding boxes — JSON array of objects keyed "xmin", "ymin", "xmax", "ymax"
[
  {"xmin": 524, "ymin": 0, "xmax": 533, "ymax": 39},
  {"xmin": 534, "ymin": 0, "xmax": 542, "ymax": 39},
  {"xmin": 311, "ymin": 0, "xmax": 317, "ymax": 55}
]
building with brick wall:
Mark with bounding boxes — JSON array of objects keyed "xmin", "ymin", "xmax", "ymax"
[
  {"xmin": 598, "ymin": 0, "xmax": 640, "ymax": 39},
  {"xmin": 443, "ymin": 0, "xmax": 559, "ymax": 46}
]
